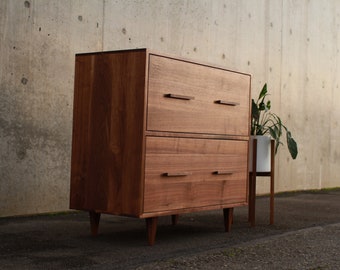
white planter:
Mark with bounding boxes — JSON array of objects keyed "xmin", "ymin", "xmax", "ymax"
[{"xmin": 249, "ymin": 135, "xmax": 271, "ymax": 172}]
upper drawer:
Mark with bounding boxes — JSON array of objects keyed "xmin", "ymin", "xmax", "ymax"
[{"xmin": 147, "ymin": 55, "xmax": 251, "ymax": 136}]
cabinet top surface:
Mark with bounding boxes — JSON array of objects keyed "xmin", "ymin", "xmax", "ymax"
[{"xmin": 75, "ymin": 48, "xmax": 252, "ymax": 78}]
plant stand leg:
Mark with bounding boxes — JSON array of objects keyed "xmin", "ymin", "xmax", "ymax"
[
  {"xmin": 249, "ymin": 172, "xmax": 256, "ymax": 227},
  {"xmin": 223, "ymin": 208, "xmax": 234, "ymax": 232},
  {"xmin": 249, "ymin": 138, "xmax": 257, "ymax": 227},
  {"xmin": 270, "ymin": 139, "xmax": 275, "ymax": 225},
  {"xmin": 89, "ymin": 211, "xmax": 101, "ymax": 236},
  {"xmin": 145, "ymin": 217, "xmax": 158, "ymax": 246},
  {"xmin": 171, "ymin": 214, "xmax": 179, "ymax": 226}
]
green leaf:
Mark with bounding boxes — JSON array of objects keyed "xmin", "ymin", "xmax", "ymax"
[
  {"xmin": 259, "ymin": 83, "xmax": 267, "ymax": 99},
  {"xmin": 252, "ymin": 99, "xmax": 260, "ymax": 121},
  {"xmin": 268, "ymin": 126, "xmax": 277, "ymax": 140},
  {"xmin": 259, "ymin": 101, "xmax": 266, "ymax": 111},
  {"xmin": 256, "ymin": 124, "xmax": 265, "ymax": 135},
  {"xmin": 250, "ymin": 83, "xmax": 298, "ymax": 159},
  {"xmin": 286, "ymin": 131, "xmax": 298, "ymax": 159},
  {"xmin": 275, "ymin": 140, "xmax": 282, "ymax": 154}
]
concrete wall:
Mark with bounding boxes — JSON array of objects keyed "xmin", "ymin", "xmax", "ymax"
[{"xmin": 1, "ymin": 0, "xmax": 339, "ymax": 217}]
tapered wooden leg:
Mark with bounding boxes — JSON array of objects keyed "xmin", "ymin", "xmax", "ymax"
[
  {"xmin": 145, "ymin": 217, "xmax": 158, "ymax": 246},
  {"xmin": 171, "ymin": 214, "xmax": 179, "ymax": 226},
  {"xmin": 223, "ymin": 208, "xmax": 234, "ymax": 232},
  {"xmin": 89, "ymin": 211, "xmax": 101, "ymax": 236}
]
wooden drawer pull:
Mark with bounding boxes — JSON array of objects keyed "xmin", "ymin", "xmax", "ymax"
[
  {"xmin": 162, "ymin": 172, "xmax": 192, "ymax": 177},
  {"xmin": 214, "ymin": 100, "xmax": 239, "ymax": 106},
  {"xmin": 164, "ymin": 93, "xmax": 195, "ymax": 100},
  {"xmin": 213, "ymin": 170, "xmax": 234, "ymax": 175}
]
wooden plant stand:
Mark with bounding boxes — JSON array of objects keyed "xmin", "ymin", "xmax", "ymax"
[{"xmin": 248, "ymin": 138, "xmax": 275, "ymax": 226}]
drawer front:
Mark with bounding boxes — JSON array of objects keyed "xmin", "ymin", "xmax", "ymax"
[
  {"xmin": 147, "ymin": 55, "xmax": 250, "ymax": 136},
  {"xmin": 144, "ymin": 136, "xmax": 248, "ymax": 213}
]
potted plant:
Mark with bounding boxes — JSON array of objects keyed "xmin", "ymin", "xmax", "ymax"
[{"xmin": 250, "ymin": 83, "xmax": 298, "ymax": 172}]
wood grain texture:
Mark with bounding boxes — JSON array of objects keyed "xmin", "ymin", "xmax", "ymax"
[
  {"xmin": 144, "ymin": 137, "xmax": 248, "ymax": 213},
  {"xmin": 107, "ymin": 50, "xmax": 147, "ymax": 216},
  {"xmin": 70, "ymin": 54, "xmax": 96, "ymax": 210},
  {"xmin": 70, "ymin": 49, "xmax": 147, "ymax": 216},
  {"xmin": 70, "ymin": 49, "xmax": 250, "ymax": 230},
  {"xmin": 147, "ymin": 54, "xmax": 251, "ymax": 136}
]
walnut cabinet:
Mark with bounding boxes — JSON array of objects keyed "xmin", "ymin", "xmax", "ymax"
[{"xmin": 70, "ymin": 49, "xmax": 251, "ymax": 245}]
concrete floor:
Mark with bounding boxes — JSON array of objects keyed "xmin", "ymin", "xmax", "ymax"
[{"xmin": 1, "ymin": 189, "xmax": 340, "ymax": 269}]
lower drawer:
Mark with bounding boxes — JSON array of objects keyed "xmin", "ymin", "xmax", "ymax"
[{"xmin": 144, "ymin": 136, "xmax": 248, "ymax": 213}]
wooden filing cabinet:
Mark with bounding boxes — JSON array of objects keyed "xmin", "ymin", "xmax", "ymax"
[{"xmin": 70, "ymin": 48, "xmax": 251, "ymax": 245}]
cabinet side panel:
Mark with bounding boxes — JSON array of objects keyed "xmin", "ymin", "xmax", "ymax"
[
  {"xmin": 71, "ymin": 54, "xmax": 115, "ymax": 211},
  {"xmin": 108, "ymin": 51, "xmax": 147, "ymax": 216},
  {"xmin": 70, "ymin": 51, "xmax": 146, "ymax": 216},
  {"xmin": 85, "ymin": 54, "xmax": 117, "ymax": 211},
  {"xmin": 70, "ymin": 54, "xmax": 96, "ymax": 210}
]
